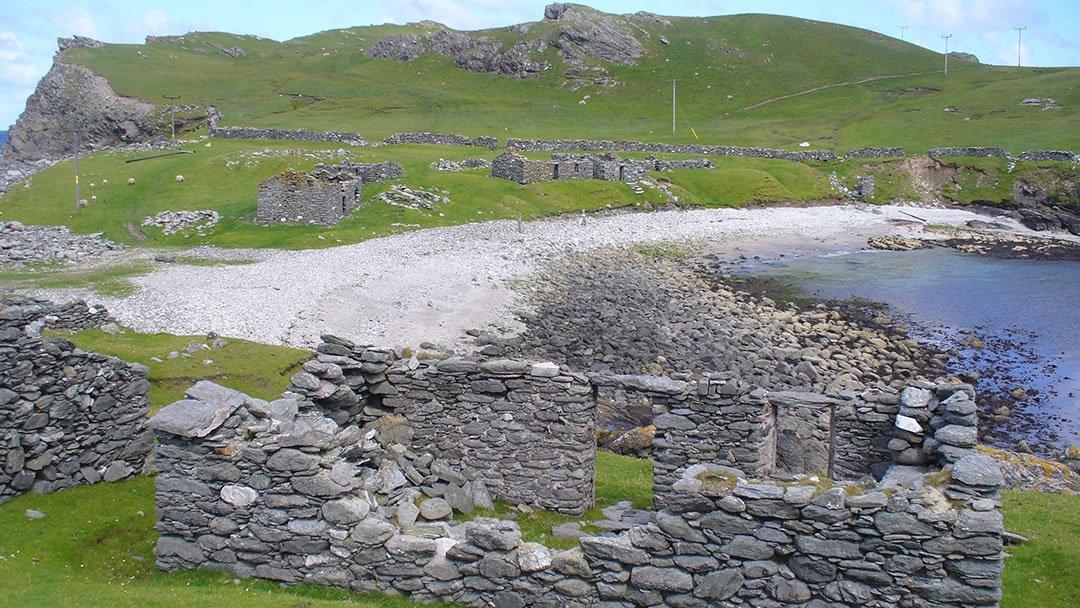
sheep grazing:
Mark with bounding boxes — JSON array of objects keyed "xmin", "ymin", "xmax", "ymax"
[
  {"xmin": 175, "ymin": 175, "xmax": 185, "ymax": 183},
  {"xmin": 102, "ymin": 178, "xmax": 108, "ymax": 186},
  {"xmin": 90, "ymin": 182, "xmax": 96, "ymax": 190},
  {"xmin": 78, "ymin": 199, "xmax": 88, "ymax": 208},
  {"xmin": 91, "ymin": 195, "xmax": 97, "ymax": 203},
  {"xmin": 127, "ymin": 178, "xmax": 136, "ymax": 185}
]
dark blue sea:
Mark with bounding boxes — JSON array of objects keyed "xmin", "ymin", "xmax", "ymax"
[{"xmin": 739, "ymin": 247, "xmax": 1080, "ymax": 453}]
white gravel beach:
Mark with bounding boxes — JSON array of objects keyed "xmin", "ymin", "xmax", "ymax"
[{"xmin": 43, "ymin": 204, "xmax": 1036, "ymax": 351}]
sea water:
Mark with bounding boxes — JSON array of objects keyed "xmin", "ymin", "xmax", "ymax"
[{"xmin": 741, "ymin": 247, "xmax": 1080, "ymax": 452}]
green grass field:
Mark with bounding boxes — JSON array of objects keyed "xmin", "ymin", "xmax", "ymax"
[{"xmin": 57, "ymin": 13, "xmax": 1079, "ymax": 153}]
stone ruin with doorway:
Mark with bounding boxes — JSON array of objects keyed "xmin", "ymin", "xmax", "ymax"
[
  {"xmin": 147, "ymin": 333, "xmax": 1006, "ymax": 608},
  {"xmin": 256, "ymin": 161, "xmax": 403, "ymax": 225},
  {"xmin": 491, "ymin": 150, "xmax": 713, "ymax": 185}
]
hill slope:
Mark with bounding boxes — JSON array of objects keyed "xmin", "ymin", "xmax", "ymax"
[{"xmin": 7, "ymin": 3, "xmax": 1078, "ymax": 159}]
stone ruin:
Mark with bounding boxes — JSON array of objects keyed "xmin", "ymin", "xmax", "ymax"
[
  {"xmin": 255, "ymin": 161, "xmax": 403, "ymax": 226},
  {"xmin": 149, "ymin": 334, "xmax": 1004, "ymax": 608},
  {"xmin": 0, "ymin": 297, "xmax": 153, "ymax": 502},
  {"xmin": 491, "ymin": 150, "xmax": 714, "ymax": 185}
]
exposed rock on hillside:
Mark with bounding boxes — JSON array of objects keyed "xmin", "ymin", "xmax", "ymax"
[
  {"xmin": 57, "ymin": 35, "xmax": 104, "ymax": 51},
  {"xmin": 363, "ymin": 34, "xmax": 425, "ymax": 61},
  {"xmin": 364, "ymin": 4, "xmax": 646, "ymax": 77},
  {"xmin": 948, "ymin": 51, "xmax": 979, "ymax": 64},
  {"xmin": 4, "ymin": 58, "xmax": 157, "ymax": 161}
]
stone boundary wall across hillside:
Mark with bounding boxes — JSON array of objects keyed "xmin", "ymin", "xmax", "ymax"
[
  {"xmin": 210, "ymin": 126, "xmax": 368, "ymax": 146},
  {"xmin": 929, "ymin": 147, "xmax": 1011, "ymax": 159},
  {"xmin": 844, "ymin": 147, "xmax": 905, "ymax": 159},
  {"xmin": 0, "ymin": 298, "xmax": 151, "ymax": 503},
  {"xmin": 383, "ymin": 133, "xmax": 498, "ymax": 148},
  {"xmin": 505, "ymin": 138, "xmax": 839, "ymax": 162},
  {"xmin": 1018, "ymin": 150, "xmax": 1080, "ymax": 163},
  {"xmin": 150, "ymin": 379, "xmax": 1004, "ymax": 608}
]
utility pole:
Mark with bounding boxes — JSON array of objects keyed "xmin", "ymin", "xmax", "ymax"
[
  {"xmin": 668, "ymin": 79, "xmax": 677, "ymax": 135},
  {"xmin": 62, "ymin": 128, "xmax": 86, "ymax": 214},
  {"xmin": 1014, "ymin": 26, "xmax": 1027, "ymax": 67},
  {"xmin": 899, "ymin": 25, "xmax": 908, "ymax": 41},
  {"xmin": 942, "ymin": 34, "xmax": 952, "ymax": 76},
  {"xmin": 162, "ymin": 93, "xmax": 180, "ymax": 150}
]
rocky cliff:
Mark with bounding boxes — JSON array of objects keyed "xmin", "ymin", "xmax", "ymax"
[{"xmin": 3, "ymin": 38, "xmax": 159, "ymax": 161}]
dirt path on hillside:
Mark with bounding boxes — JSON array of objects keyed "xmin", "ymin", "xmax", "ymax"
[{"xmin": 719, "ymin": 70, "xmax": 938, "ymax": 118}]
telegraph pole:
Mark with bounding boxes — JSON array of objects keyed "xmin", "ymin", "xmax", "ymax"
[
  {"xmin": 62, "ymin": 128, "xmax": 86, "ymax": 214},
  {"xmin": 942, "ymin": 34, "xmax": 953, "ymax": 76},
  {"xmin": 668, "ymin": 79, "xmax": 677, "ymax": 135},
  {"xmin": 1014, "ymin": 26, "xmax": 1027, "ymax": 67},
  {"xmin": 899, "ymin": 25, "xmax": 908, "ymax": 41},
  {"xmin": 162, "ymin": 93, "xmax": 180, "ymax": 150}
]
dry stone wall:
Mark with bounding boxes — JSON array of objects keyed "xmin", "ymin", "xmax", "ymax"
[
  {"xmin": 382, "ymin": 133, "xmax": 498, "ymax": 148},
  {"xmin": 210, "ymin": 126, "xmax": 367, "ymax": 146},
  {"xmin": 312, "ymin": 161, "xmax": 403, "ymax": 184},
  {"xmin": 505, "ymin": 138, "xmax": 839, "ymax": 162},
  {"xmin": 844, "ymin": 147, "xmax": 905, "ymax": 159},
  {"xmin": 1017, "ymin": 150, "xmax": 1080, "ymax": 163},
  {"xmin": 285, "ymin": 336, "xmax": 597, "ymax": 515},
  {"xmin": 0, "ymin": 298, "xmax": 151, "ymax": 503},
  {"xmin": 150, "ymin": 377, "xmax": 1003, "ymax": 608},
  {"xmin": 929, "ymin": 147, "xmax": 1011, "ymax": 159}
]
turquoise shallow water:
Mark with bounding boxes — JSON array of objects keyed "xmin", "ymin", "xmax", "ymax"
[{"xmin": 741, "ymin": 247, "xmax": 1080, "ymax": 452}]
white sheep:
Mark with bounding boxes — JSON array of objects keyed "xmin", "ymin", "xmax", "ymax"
[
  {"xmin": 90, "ymin": 182, "xmax": 96, "ymax": 190},
  {"xmin": 128, "ymin": 177, "xmax": 136, "ymax": 185},
  {"xmin": 91, "ymin": 195, "xmax": 97, "ymax": 203},
  {"xmin": 78, "ymin": 199, "xmax": 87, "ymax": 208},
  {"xmin": 102, "ymin": 178, "xmax": 108, "ymax": 186},
  {"xmin": 175, "ymin": 175, "xmax": 185, "ymax": 183}
]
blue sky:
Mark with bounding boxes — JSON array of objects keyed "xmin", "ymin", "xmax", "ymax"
[{"xmin": 3, "ymin": 0, "xmax": 1079, "ymax": 129}]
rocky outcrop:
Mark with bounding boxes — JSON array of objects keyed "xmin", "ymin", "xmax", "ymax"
[
  {"xmin": 948, "ymin": 51, "xmax": 980, "ymax": 64},
  {"xmin": 551, "ymin": 17, "xmax": 644, "ymax": 66},
  {"xmin": 4, "ymin": 57, "xmax": 158, "ymax": 161},
  {"xmin": 364, "ymin": 34, "xmax": 425, "ymax": 61}
]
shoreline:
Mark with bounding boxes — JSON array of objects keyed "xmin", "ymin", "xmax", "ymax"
[{"xmin": 30, "ymin": 203, "xmax": 1050, "ymax": 352}]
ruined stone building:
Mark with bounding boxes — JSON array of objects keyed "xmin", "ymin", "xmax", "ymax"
[
  {"xmin": 491, "ymin": 150, "xmax": 711, "ymax": 185},
  {"xmin": 255, "ymin": 161, "xmax": 403, "ymax": 225}
]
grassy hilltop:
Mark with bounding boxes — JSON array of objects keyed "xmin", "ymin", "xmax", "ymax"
[{"xmin": 60, "ymin": 9, "xmax": 1078, "ymax": 152}]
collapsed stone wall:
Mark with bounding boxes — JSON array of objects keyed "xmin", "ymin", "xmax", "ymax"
[
  {"xmin": 0, "ymin": 298, "xmax": 152, "ymax": 503},
  {"xmin": 1017, "ymin": 150, "xmax": 1080, "ymax": 163},
  {"xmin": 1, "ymin": 295, "xmax": 116, "ymax": 334},
  {"xmin": 210, "ymin": 126, "xmax": 367, "ymax": 146},
  {"xmin": 493, "ymin": 151, "xmax": 712, "ymax": 184},
  {"xmin": 505, "ymin": 138, "xmax": 839, "ymax": 162},
  {"xmin": 382, "ymin": 133, "xmax": 498, "ymax": 149},
  {"xmin": 844, "ymin": 147, "xmax": 905, "ymax": 159},
  {"xmin": 929, "ymin": 147, "xmax": 1011, "ymax": 159},
  {"xmin": 491, "ymin": 151, "xmax": 554, "ymax": 184},
  {"xmin": 312, "ymin": 161, "xmax": 403, "ymax": 184},
  {"xmin": 285, "ymin": 336, "xmax": 597, "ymax": 515},
  {"xmin": 151, "ymin": 378, "xmax": 1003, "ymax": 608}
]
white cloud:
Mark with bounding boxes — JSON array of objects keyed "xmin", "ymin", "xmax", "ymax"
[
  {"xmin": 140, "ymin": 9, "xmax": 174, "ymax": 34},
  {"xmin": 883, "ymin": 0, "xmax": 1040, "ymax": 32},
  {"xmin": 0, "ymin": 32, "xmax": 25, "ymax": 62},
  {"xmin": 3, "ymin": 63, "xmax": 40, "ymax": 86},
  {"xmin": 58, "ymin": 7, "xmax": 101, "ymax": 39},
  {"xmin": 375, "ymin": 0, "xmax": 524, "ymax": 30}
]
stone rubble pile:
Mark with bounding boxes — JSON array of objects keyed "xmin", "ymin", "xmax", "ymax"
[
  {"xmin": 891, "ymin": 382, "xmax": 980, "ymax": 467},
  {"xmin": 375, "ymin": 185, "xmax": 450, "ymax": 213},
  {"xmin": 142, "ymin": 210, "xmax": 220, "ymax": 236},
  {"xmin": 0, "ymin": 297, "xmax": 151, "ymax": 502},
  {"xmin": 430, "ymin": 159, "xmax": 463, "ymax": 172},
  {"xmin": 0, "ymin": 221, "xmax": 124, "ymax": 267}
]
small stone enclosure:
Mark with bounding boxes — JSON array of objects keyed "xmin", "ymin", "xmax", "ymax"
[{"xmin": 150, "ymin": 335, "xmax": 1002, "ymax": 608}]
